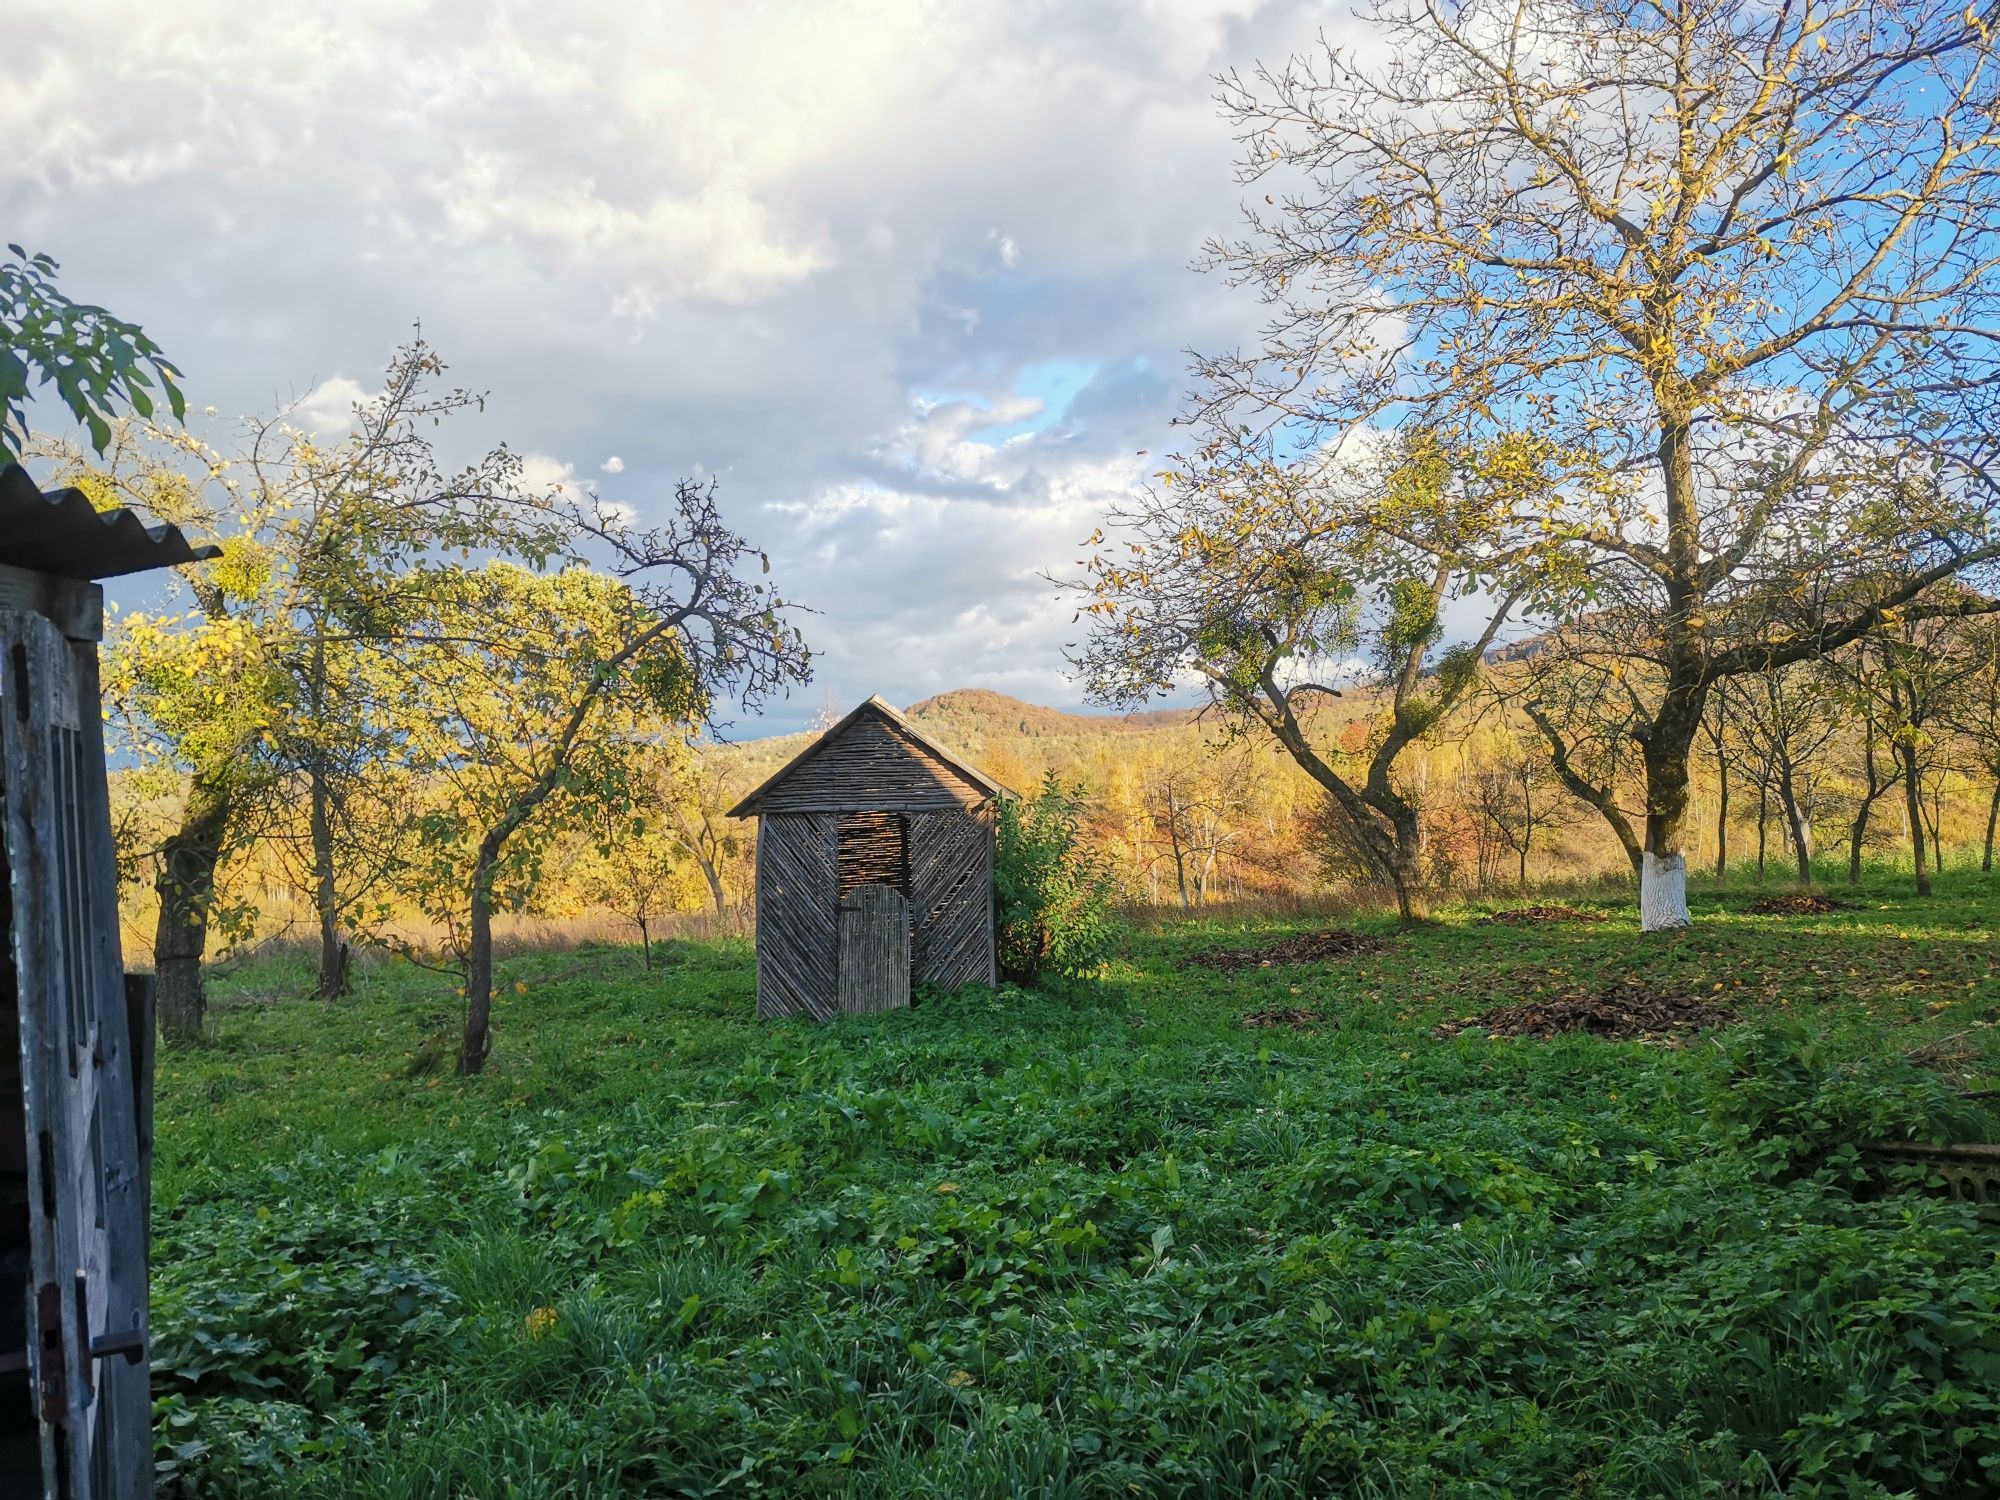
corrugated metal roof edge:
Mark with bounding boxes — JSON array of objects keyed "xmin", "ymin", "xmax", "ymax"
[{"xmin": 0, "ymin": 461, "xmax": 222, "ymax": 580}]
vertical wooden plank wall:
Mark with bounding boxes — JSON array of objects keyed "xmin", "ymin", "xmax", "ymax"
[{"xmin": 1, "ymin": 611, "xmax": 151, "ymax": 1498}]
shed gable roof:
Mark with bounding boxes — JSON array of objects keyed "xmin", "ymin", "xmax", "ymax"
[{"xmin": 727, "ymin": 696, "xmax": 1011, "ymax": 818}]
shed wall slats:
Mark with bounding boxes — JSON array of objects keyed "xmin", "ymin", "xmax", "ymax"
[
  {"xmin": 756, "ymin": 717, "xmax": 985, "ymax": 812},
  {"xmin": 909, "ymin": 807, "xmax": 995, "ymax": 991},
  {"xmin": 754, "ymin": 814, "xmax": 839, "ymax": 1020}
]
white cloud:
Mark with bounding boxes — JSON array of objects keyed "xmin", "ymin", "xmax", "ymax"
[
  {"xmin": 516, "ymin": 452, "xmax": 586, "ymax": 499},
  {"xmin": 21, "ymin": 0, "xmax": 1348, "ymax": 729},
  {"xmin": 600, "ymin": 455, "xmax": 625, "ymax": 475},
  {"xmin": 293, "ymin": 376, "xmax": 375, "ymax": 437}
]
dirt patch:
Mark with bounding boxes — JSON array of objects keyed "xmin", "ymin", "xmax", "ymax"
[
  {"xmin": 1241, "ymin": 1006, "xmax": 1332, "ymax": 1030},
  {"xmin": 1186, "ymin": 929, "xmax": 1387, "ymax": 974},
  {"xmin": 1747, "ymin": 893, "xmax": 1857, "ymax": 916},
  {"xmin": 1435, "ymin": 982, "xmax": 1734, "ymax": 1042},
  {"xmin": 1479, "ymin": 905, "xmax": 1610, "ymax": 926}
]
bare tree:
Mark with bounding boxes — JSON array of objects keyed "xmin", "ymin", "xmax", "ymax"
[
  {"xmin": 1181, "ymin": 0, "xmax": 2000, "ymax": 929},
  {"xmin": 1824, "ymin": 644, "xmax": 1906, "ymax": 886},
  {"xmin": 1699, "ymin": 691, "xmax": 1731, "ymax": 885},
  {"xmin": 1721, "ymin": 664, "xmax": 1841, "ymax": 885},
  {"xmin": 1141, "ymin": 765, "xmax": 1249, "ymax": 908},
  {"xmin": 1472, "ymin": 750, "xmax": 1572, "ymax": 886},
  {"xmin": 1839, "ymin": 610, "xmax": 1981, "ymax": 896}
]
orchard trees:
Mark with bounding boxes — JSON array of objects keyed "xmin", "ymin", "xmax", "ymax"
[
  {"xmin": 1471, "ymin": 750, "xmax": 1572, "ymax": 887},
  {"xmin": 1169, "ymin": 0, "xmax": 2000, "ymax": 928},
  {"xmin": 67, "ymin": 338, "xmax": 562, "ymax": 1035},
  {"xmin": 1074, "ymin": 435, "xmax": 1534, "ymax": 919}
]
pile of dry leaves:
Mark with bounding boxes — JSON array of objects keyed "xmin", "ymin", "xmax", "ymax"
[
  {"xmin": 1186, "ymin": 929, "xmax": 1386, "ymax": 974},
  {"xmin": 1747, "ymin": 893, "xmax": 1856, "ymax": 916},
  {"xmin": 1240, "ymin": 1006, "xmax": 1331, "ymax": 1029},
  {"xmin": 1435, "ymin": 981, "xmax": 1735, "ymax": 1042},
  {"xmin": 1479, "ymin": 905, "xmax": 1610, "ymax": 926}
]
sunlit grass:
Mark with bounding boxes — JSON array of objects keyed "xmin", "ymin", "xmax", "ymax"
[{"xmin": 151, "ymin": 872, "xmax": 2000, "ymax": 1497}]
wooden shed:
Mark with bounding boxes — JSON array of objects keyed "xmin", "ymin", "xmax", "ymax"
[
  {"xmin": 728, "ymin": 697, "xmax": 1009, "ymax": 1019},
  {"xmin": 0, "ymin": 462, "xmax": 220, "ymax": 1497}
]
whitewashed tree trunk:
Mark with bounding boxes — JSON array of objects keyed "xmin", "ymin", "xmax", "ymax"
[{"xmin": 1640, "ymin": 851, "xmax": 1691, "ymax": 931}]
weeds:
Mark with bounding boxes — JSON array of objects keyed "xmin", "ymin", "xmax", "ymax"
[{"xmin": 150, "ymin": 873, "xmax": 2000, "ymax": 1496}]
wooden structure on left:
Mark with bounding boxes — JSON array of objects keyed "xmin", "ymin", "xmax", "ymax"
[
  {"xmin": 730, "ymin": 696, "xmax": 1010, "ymax": 1020},
  {"xmin": 0, "ymin": 462, "xmax": 220, "ymax": 1497}
]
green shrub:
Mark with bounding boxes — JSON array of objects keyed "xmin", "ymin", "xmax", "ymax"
[{"xmin": 994, "ymin": 773, "xmax": 1122, "ymax": 984}]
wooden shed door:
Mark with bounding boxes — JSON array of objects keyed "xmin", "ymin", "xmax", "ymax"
[
  {"xmin": 1, "ymin": 611, "xmax": 150, "ymax": 1499},
  {"xmin": 837, "ymin": 883, "xmax": 910, "ymax": 1014}
]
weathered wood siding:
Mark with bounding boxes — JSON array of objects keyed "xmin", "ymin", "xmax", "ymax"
[
  {"xmin": 754, "ymin": 813, "xmax": 839, "ymax": 1020},
  {"xmin": 747, "ymin": 705, "xmax": 1000, "ymax": 1021},
  {"xmin": 1, "ymin": 609, "xmax": 151, "ymax": 1498},
  {"xmin": 836, "ymin": 883, "xmax": 910, "ymax": 1015},
  {"xmin": 756, "ymin": 715, "xmax": 986, "ymax": 812},
  {"xmin": 910, "ymin": 806, "xmax": 996, "ymax": 991}
]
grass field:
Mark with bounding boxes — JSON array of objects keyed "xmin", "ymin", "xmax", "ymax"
[{"xmin": 151, "ymin": 873, "xmax": 2000, "ymax": 1497}]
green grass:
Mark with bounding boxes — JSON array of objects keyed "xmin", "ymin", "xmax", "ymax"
[{"xmin": 152, "ymin": 874, "xmax": 2000, "ymax": 1497}]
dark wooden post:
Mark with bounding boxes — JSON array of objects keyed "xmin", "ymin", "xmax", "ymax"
[{"xmin": 122, "ymin": 976, "xmax": 155, "ymax": 1270}]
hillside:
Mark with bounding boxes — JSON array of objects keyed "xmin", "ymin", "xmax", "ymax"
[
  {"xmin": 904, "ymin": 688, "xmax": 1202, "ymax": 738},
  {"xmin": 715, "ymin": 689, "xmax": 1224, "ymax": 795},
  {"xmin": 718, "ymin": 687, "xmax": 1384, "ymax": 793}
]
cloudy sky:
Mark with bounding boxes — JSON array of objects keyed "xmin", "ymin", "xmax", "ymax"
[{"xmin": 10, "ymin": 0, "xmax": 1350, "ymax": 732}]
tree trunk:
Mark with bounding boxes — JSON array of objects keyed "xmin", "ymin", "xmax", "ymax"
[
  {"xmin": 1777, "ymin": 768, "xmax": 1812, "ymax": 887},
  {"xmin": 1637, "ymin": 685, "xmax": 1702, "ymax": 931},
  {"xmin": 1984, "ymin": 779, "xmax": 1998, "ymax": 875},
  {"xmin": 1165, "ymin": 789, "xmax": 1191, "ymax": 911},
  {"xmin": 309, "ymin": 761, "xmax": 349, "ymax": 1000},
  {"xmin": 458, "ymin": 844, "xmax": 500, "ymax": 1074},
  {"xmin": 1755, "ymin": 783, "xmax": 1768, "ymax": 884},
  {"xmin": 1381, "ymin": 805, "xmax": 1422, "ymax": 920},
  {"xmin": 154, "ymin": 774, "xmax": 231, "ymax": 1044},
  {"xmin": 1635, "ymin": 412, "xmax": 1703, "ymax": 933},
  {"xmin": 1847, "ymin": 738, "xmax": 1893, "ymax": 886},
  {"xmin": 697, "ymin": 855, "xmax": 726, "ymax": 915},
  {"xmin": 1713, "ymin": 751, "xmax": 1729, "ymax": 885},
  {"xmin": 637, "ymin": 915, "xmax": 652, "ymax": 970},
  {"xmin": 1900, "ymin": 742, "xmax": 1932, "ymax": 898}
]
